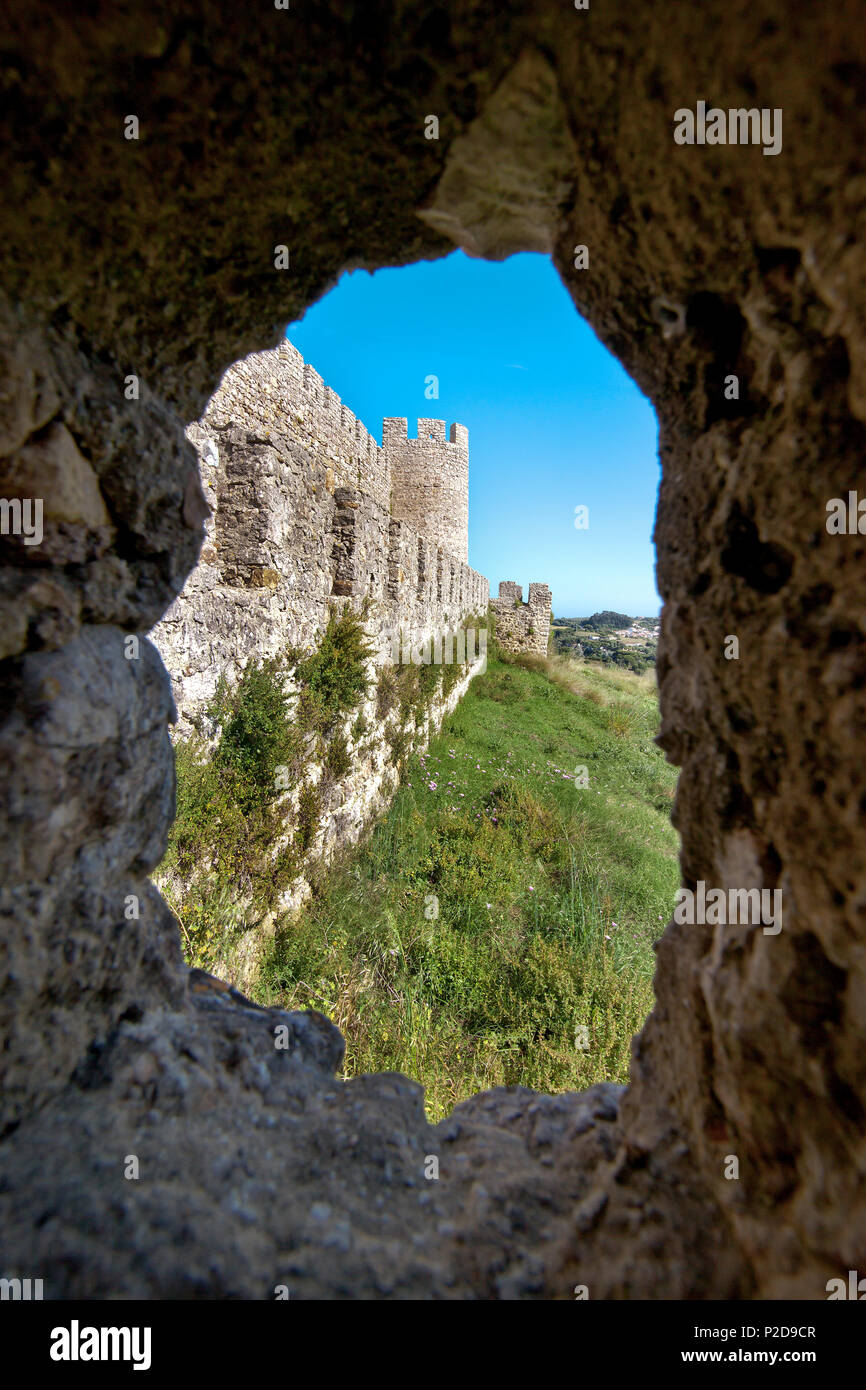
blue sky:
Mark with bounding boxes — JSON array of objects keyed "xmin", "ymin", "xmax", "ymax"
[{"xmin": 287, "ymin": 251, "xmax": 661, "ymax": 616}]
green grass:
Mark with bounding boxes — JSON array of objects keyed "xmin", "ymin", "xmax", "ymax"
[{"xmin": 254, "ymin": 643, "xmax": 680, "ymax": 1121}]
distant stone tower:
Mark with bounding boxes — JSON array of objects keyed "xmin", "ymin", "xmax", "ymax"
[
  {"xmin": 490, "ymin": 580, "xmax": 553, "ymax": 657},
  {"xmin": 383, "ymin": 417, "xmax": 469, "ymax": 564}
]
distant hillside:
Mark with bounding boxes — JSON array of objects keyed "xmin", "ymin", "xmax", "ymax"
[
  {"xmin": 585, "ymin": 610, "xmax": 631, "ymax": 631},
  {"xmin": 551, "ymin": 613, "xmax": 660, "ymax": 674}
]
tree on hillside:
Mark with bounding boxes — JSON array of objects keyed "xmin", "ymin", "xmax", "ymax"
[{"xmin": 586, "ymin": 610, "xmax": 631, "ymax": 630}]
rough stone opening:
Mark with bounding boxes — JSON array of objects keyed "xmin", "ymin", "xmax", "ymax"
[
  {"xmin": 150, "ymin": 249, "xmax": 668, "ymax": 1108},
  {"xmin": 1, "ymin": 4, "xmax": 864, "ymax": 1300}
]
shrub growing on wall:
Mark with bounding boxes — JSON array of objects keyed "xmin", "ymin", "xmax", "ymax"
[
  {"xmin": 161, "ymin": 605, "xmax": 378, "ymax": 968},
  {"xmin": 294, "ymin": 603, "xmax": 374, "ymax": 731},
  {"xmin": 377, "ymin": 664, "xmax": 398, "ymax": 719},
  {"xmin": 161, "ymin": 604, "xmax": 488, "ymax": 971},
  {"xmin": 162, "ymin": 655, "xmax": 303, "ymax": 965},
  {"xmin": 216, "ymin": 656, "xmax": 302, "ymax": 808}
]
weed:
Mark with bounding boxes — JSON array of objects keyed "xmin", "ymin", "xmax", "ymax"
[
  {"xmin": 323, "ymin": 729, "xmax": 352, "ymax": 780},
  {"xmin": 295, "ymin": 781, "xmax": 322, "ymax": 853},
  {"xmin": 159, "ymin": 607, "xmax": 374, "ymax": 972},
  {"xmin": 377, "ymin": 664, "xmax": 398, "ymax": 719},
  {"xmin": 295, "ymin": 604, "xmax": 373, "ymax": 731}
]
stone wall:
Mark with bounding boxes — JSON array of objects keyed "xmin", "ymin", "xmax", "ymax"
[
  {"xmin": 201, "ymin": 338, "xmax": 390, "ymax": 510},
  {"xmin": 147, "ymin": 343, "xmax": 488, "ymax": 950},
  {"xmin": 490, "ymin": 580, "xmax": 553, "ymax": 657},
  {"xmin": 151, "ymin": 351, "xmax": 487, "ymax": 729}
]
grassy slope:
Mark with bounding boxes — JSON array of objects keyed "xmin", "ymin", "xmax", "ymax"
[{"xmin": 255, "ymin": 648, "xmax": 680, "ymax": 1122}]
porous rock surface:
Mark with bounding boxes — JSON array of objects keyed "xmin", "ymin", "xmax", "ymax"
[{"xmin": 0, "ymin": 1, "xmax": 864, "ymax": 1298}]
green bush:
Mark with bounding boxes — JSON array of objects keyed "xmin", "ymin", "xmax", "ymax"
[
  {"xmin": 395, "ymin": 660, "xmax": 442, "ymax": 725},
  {"xmin": 216, "ymin": 655, "xmax": 301, "ymax": 807},
  {"xmin": 376, "ymin": 664, "xmax": 398, "ymax": 719},
  {"xmin": 161, "ymin": 610, "xmax": 374, "ymax": 971},
  {"xmin": 323, "ymin": 729, "xmax": 351, "ymax": 780},
  {"xmin": 440, "ymin": 660, "xmax": 462, "ymax": 697},
  {"xmin": 162, "ymin": 655, "xmax": 302, "ymax": 968},
  {"xmin": 295, "ymin": 781, "xmax": 322, "ymax": 853},
  {"xmin": 385, "ymin": 719, "xmax": 411, "ymax": 768},
  {"xmin": 295, "ymin": 604, "xmax": 373, "ymax": 730}
]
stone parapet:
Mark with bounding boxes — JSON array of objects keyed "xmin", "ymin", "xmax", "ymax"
[{"xmin": 490, "ymin": 579, "xmax": 552, "ymax": 658}]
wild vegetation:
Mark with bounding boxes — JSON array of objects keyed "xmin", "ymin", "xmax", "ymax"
[
  {"xmin": 552, "ymin": 612, "xmax": 660, "ymax": 674},
  {"xmin": 158, "ymin": 604, "xmax": 374, "ymax": 968},
  {"xmin": 254, "ymin": 639, "xmax": 680, "ymax": 1121},
  {"xmin": 158, "ymin": 606, "xmax": 479, "ymax": 970},
  {"xmin": 159, "ymin": 611, "xmax": 679, "ymax": 1123}
]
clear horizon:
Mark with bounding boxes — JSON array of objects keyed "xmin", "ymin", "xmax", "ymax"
[{"xmin": 286, "ymin": 250, "xmax": 661, "ymax": 616}]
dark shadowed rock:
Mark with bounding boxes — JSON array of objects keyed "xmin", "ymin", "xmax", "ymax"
[{"xmin": 0, "ymin": 0, "xmax": 864, "ymax": 1298}]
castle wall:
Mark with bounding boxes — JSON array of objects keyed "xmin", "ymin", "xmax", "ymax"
[
  {"xmin": 149, "ymin": 344, "xmax": 489, "ymax": 964},
  {"xmin": 385, "ymin": 417, "xmax": 469, "ymax": 564},
  {"xmin": 151, "ymin": 342, "xmax": 488, "ymax": 728},
  {"xmin": 491, "ymin": 580, "xmax": 553, "ymax": 658},
  {"xmin": 199, "ymin": 338, "xmax": 391, "ymax": 511}
]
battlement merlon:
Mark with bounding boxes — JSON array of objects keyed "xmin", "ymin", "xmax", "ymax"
[
  {"xmin": 382, "ymin": 417, "xmax": 408, "ymax": 448},
  {"xmin": 417, "ymin": 418, "xmax": 446, "ymax": 442},
  {"xmin": 491, "ymin": 579, "xmax": 553, "ymax": 658},
  {"xmin": 384, "ymin": 418, "xmax": 468, "ymax": 448},
  {"xmin": 303, "ymin": 363, "xmax": 325, "ymax": 399},
  {"xmin": 498, "ymin": 580, "xmax": 524, "ymax": 603},
  {"xmin": 528, "ymin": 583, "xmax": 553, "ymax": 605}
]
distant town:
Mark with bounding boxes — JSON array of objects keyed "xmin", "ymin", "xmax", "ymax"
[{"xmin": 551, "ymin": 611, "xmax": 660, "ymax": 674}]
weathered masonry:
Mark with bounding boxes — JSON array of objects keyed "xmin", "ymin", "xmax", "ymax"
[
  {"xmin": 151, "ymin": 338, "xmax": 486, "ymax": 724},
  {"xmin": 490, "ymin": 580, "xmax": 553, "ymax": 658},
  {"xmin": 384, "ymin": 415, "xmax": 469, "ymax": 566}
]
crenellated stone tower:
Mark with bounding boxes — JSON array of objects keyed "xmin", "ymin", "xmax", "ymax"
[{"xmin": 383, "ymin": 417, "xmax": 469, "ymax": 564}]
